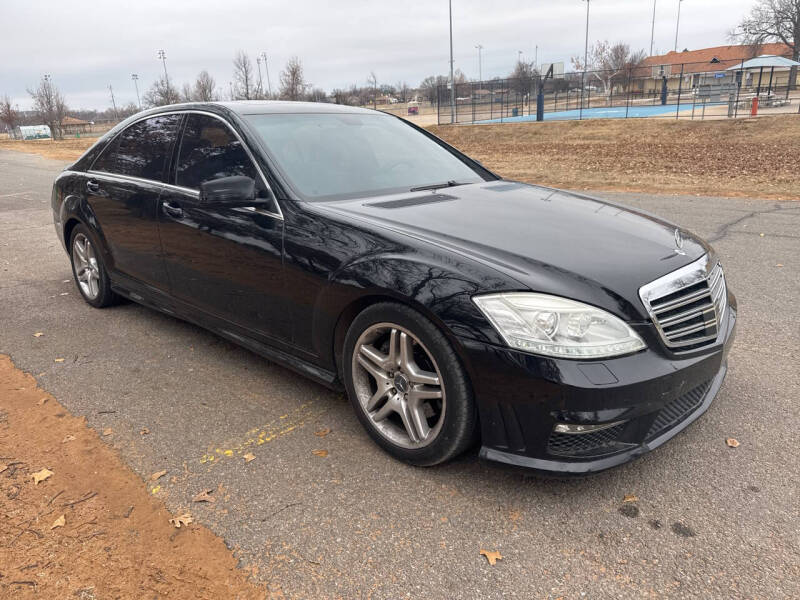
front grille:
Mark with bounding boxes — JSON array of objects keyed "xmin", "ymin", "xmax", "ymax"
[
  {"xmin": 646, "ymin": 380, "xmax": 711, "ymax": 440},
  {"xmin": 640, "ymin": 256, "xmax": 727, "ymax": 352},
  {"xmin": 547, "ymin": 423, "xmax": 626, "ymax": 457}
]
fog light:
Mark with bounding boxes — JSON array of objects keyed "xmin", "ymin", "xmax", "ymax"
[{"xmin": 553, "ymin": 421, "xmax": 626, "ymax": 435}]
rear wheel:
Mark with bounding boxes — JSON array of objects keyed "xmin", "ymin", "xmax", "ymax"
[
  {"xmin": 69, "ymin": 224, "xmax": 119, "ymax": 308},
  {"xmin": 343, "ymin": 302, "xmax": 477, "ymax": 466}
]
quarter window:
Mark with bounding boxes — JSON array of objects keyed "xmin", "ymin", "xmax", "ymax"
[
  {"xmin": 92, "ymin": 114, "xmax": 181, "ymax": 181},
  {"xmin": 176, "ymin": 114, "xmax": 267, "ymax": 197}
]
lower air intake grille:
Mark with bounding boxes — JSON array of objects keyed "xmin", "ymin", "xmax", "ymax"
[
  {"xmin": 646, "ymin": 380, "xmax": 711, "ymax": 440},
  {"xmin": 547, "ymin": 424, "xmax": 626, "ymax": 457}
]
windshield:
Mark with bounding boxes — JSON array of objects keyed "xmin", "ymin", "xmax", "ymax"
[{"xmin": 243, "ymin": 113, "xmax": 485, "ymax": 200}]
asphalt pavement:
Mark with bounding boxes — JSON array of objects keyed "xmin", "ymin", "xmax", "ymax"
[{"xmin": 1, "ymin": 149, "xmax": 798, "ymax": 599}]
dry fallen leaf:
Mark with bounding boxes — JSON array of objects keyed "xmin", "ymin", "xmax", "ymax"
[
  {"xmin": 480, "ymin": 549, "xmax": 503, "ymax": 566},
  {"xmin": 62, "ymin": 434, "xmax": 76, "ymax": 443},
  {"xmin": 150, "ymin": 470, "xmax": 167, "ymax": 481},
  {"xmin": 726, "ymin": 438, "xmax": 740, "ymax": 448},
  {"xmin": 314, "ymin": 427, "xmax": 331, "ymax": 437},
  {"xmin": 54, "ymin": 358, "xmax": 65, "ymax": 363},
  {"xmin": 312, "ymin": 449, "xmax": 329, "ymax": 458},
  {"xmin": 169, "ymin": 513, "xmax": 193, "ymax": 528},
  {"xmin": 776, "ymin": 264, "xmax": 784, "ymax": 268},
  {"xmin": 140, "ymin": 428, "xmax": 150, "ymax": 435},
  {"xmin": 192, "ymin": 489, "xmax": 216, "ymax": 503},
  {"xmin": 243, "ymin": 453, "xmax": 256, "ymax": 463},
  {"xmin": 39, "ymin": 397, "xmax": 48, "ymax": 405},
  {"xmin": 623, "ymin": 494, "xmax": 639, "ymax": 503},
  {"xmin": 51, "ymin": 514, "xmax": 66, "ymax": 529},
  {"xmin": 32, "ymin": 468, "xmax": 54, "ymax": 484},
  {"xmin": 33, "ymin": 332, "xmax": 44, "ymax": 338},
  {"xmin": 102, "ymin": 428, "xmax": 113, "ymax": 436}
]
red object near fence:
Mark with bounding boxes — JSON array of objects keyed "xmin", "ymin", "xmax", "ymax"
[
  {"xmin": 751, "ymin": 97, "xmax": 759, "ymax": 117},
  {"xmin": 408, "ymin": 106, "xmax": 419, "ymax": 115}
]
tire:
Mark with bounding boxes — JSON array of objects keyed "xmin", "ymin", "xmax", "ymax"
[
  {"xmin": 342, "ymin": 302, "xmax": 478, "ymax": 466},
  {"xmin": 69, "ymin": 224, "xmax": 120, "ymax": 308}
]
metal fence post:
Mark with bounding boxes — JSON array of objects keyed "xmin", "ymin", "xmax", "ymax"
[
  {"xmin": 625, "ymin": 66, "xmax": 632, "ymax": 118},
  {"xmin": 676, "ymin": 63, "xmax": 684, "ymax": 119}
]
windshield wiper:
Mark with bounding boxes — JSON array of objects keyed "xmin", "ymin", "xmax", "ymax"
[{"xmin": 410, "ymin": 180, "xmax": 470, "ymax": 192}]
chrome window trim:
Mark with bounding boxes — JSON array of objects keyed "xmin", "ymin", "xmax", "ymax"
[{"xmin": 88, "ymin": 109, "xmax": 283, "ymax": 221}]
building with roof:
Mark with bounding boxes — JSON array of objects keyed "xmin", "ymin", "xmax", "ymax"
[
  {"xmin": 635, "ymin": 43, "xmax": 797, "ymax": 94},
  {"xmin": 61, "ymin": 116, "xmax": 91, "ymax": 135}
]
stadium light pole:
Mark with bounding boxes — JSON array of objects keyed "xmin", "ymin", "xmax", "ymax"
[
  {"xmin": 261, "ymin": 52, "xmax": 272, "ymax": 97},
  {"xmin": 475, "ymin": 44, "xmax": 483, "ymax": 82},
  {"xmin": 131, "ymin": 74, "xmax": 141, "ymax": 109},
  {"xmin": 449, "ymin": 0, "xmax": 455, "ymax": 123},
  {"xmin": 650, "ymin": 0, "xmax": 657, "ymax": 56},
  {"xmin": 581, "ymin": 0, "xmax": 590, "ymax": 114},
  {"xmin": 256, "ymin": 57, "xmax": 264, "ymax": 97},
  {"xmin": 674, "ymin": 0, "xmax": 684, "ymax": 53},
  {"xmin": 157, "ymin": 49, "xmax": 170, "ymax": 90}
]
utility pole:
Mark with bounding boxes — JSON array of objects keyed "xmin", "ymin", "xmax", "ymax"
[
  {"xmin": 650, "ymin": 0, "xmax": 657, "ymax": 56},
  {"xmin": 157, "ymin": 49, "xmax": 169, "ymax": 89},
  {"xmin": 535, "ymin": 45, "xmax": 539, "ymax": 71},
  {"xmin": 518, "ymin": 50, "xmax": 523, "ymax": 66},
  {"xmin": 229, "ymin": 81, "xmax": 234, "ymax": 101},
  {"xmin": 261, "ymin": 52, "xmax": 272, "ymax": 97},
  {"xmin": 449, "ymin": 0, "xmax": 455, "ymax": 123},
  {"xmin": 582, "ymin": 0, "xmax": 590, "ymax": 114},
  {"xmin": 108, "ymin": 85, "xmax": 118, "ymax": 120},
  {"xmin": 475, "ymin": 44, "xmax": 483, "ymax": 82},
  {"xmin": 131, "ymin": 74, "xmax": 141, "ymax": 109},
  {"xmin": 674, "ymin": 0, "xmax": 684, "ymax": 53},
  {"xmin": 256, "ymin": 57, "xmax": 264, "ymax": 98}
]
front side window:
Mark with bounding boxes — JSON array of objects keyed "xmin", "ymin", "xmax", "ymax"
[
  {"xmin": 92, "ymin": 114, "xmax": 181, "ymax": 181},
  {"xmin": 242, "ymin": 112, "xmax": 485, "ymax": 201},
  {"xmin": 176, "ymin": 114, "xmax": 267, "ymax": 198}
]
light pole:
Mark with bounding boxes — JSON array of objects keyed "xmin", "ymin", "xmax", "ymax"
[
  {"xmin": 518, "ymin": 50, "xmax": 523, "ymax": 67},
  {"xmin": 131, "ymin": 74, "xmax": 141, "ymax": 109},
  {"xmin": 261, "ymin": 52, "xmax": 272, "ymax": 97},
  {"xmin": 582, "ymin": 0, "xmax": 590, "ymax": 114},
  {"xmin": 108, "ymin": 85, "xmax": 118, "ymax": 120},
  {"xmin": 674, "ymin": 0, "xmax": 684, "ymax": 53},
  {"xmin": 157, "ymin": 49, "xmax": 170, "ymax": 90},
  {"xmin": 448, "ymin": 0, "xmax": 455, "ymax": 123},
  {"xmin": 256, "ymin": 57, "xmax": 264, "ymax": 97},
  {"xmin": 650, "ymin": 0, "xmax": 657, "ymax": 56},
  {"xmin": 475, "ymin": 44, "xmax": 483, "ymax": 82}
]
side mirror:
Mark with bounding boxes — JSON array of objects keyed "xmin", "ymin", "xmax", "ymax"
[{"xmin": 199, "ymin": 176, "xmax": 257, "ymax": 207}]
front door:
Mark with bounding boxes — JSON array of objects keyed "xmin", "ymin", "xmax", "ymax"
[{"xmin": 157, "ymin": 112, "xmax": 290, "ymax": 344}]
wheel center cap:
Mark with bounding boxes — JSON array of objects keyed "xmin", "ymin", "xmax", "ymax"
[{"xmin": 393, "ymin": 373, "xmax": 410, "ymax": 394}]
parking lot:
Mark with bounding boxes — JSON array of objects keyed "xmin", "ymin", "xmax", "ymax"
[{"xmin": 1, "ymin": 148, "xmax": 798, "ymax": 598}]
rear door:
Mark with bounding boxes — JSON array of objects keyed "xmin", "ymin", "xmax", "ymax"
[
  {"xmin": 157, "ymin": 112, "xmax": 289, "ymax": 344},
  {"xmin": 86, "ymin": 113, "xmax": 182, "ymax": 291}
]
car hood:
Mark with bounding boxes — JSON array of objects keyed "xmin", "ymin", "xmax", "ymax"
[{"xmin": 316, "ymin": 181, "xmax": 710, "ymax": 321}]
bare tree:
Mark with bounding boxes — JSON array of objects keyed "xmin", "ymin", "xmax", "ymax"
[
  {"xmin": 367, "ymin": 71, "xmax": 378, "ymax": 108},
  {"xmin": 279, "ymin": 57, "xmax": 307, "ymax": 101},
  {"xmin": 396, "ymin": 81, "xmax": 410, "ymax": 102},
  {"xmin": 735, "ymin": 0, "xmax": 800, "ymax": 88},
  {"xmin": 572, "ymin": 41, "xmax": 647, "ymax": 97},
  {"xmin": 331, "ymin": 88, "xmax": 350, "ymax": 105},
  {"xmin": 233, "ymin": 51, "xmax": 255, "ymax": 100},
  {"xmin": 0, "ymin": 95, "xmax": 20, "ymax": 136},
  {"xmin": 27, "ymin": 76, "xmax": 68, "ymax": 139},
  {"xmin": 193, "ymin": 70, "xmax": 217, "ymax": 101},
  {"xmin": 142, "ymin": 76, "xmax": 181, "ymax": 107},
  {"xmin": 509, "ymin": 61, "xmax": 538, "ymax": 96}
]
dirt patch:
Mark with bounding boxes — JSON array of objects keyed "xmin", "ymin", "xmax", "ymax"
[
  {"xmin": 0, "ymin": 138, "xmax": 93, "ymax": 162},
  {"xmin": 430, "ymin": 115, "xmax": 800, "ymax": 200},
  {"xmin": 0, "ymin": 355, "xmax": 272, "ymax": 599}
]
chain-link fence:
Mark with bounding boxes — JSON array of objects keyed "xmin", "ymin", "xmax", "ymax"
[{"xmin": 436, "ymin": 59, "xmax": 800, "ymax": 125}]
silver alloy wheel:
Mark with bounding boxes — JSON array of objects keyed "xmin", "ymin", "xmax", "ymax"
[
  {"xmin": 72, "ymin": 233, "xmax": 101, "ymax": 300},
  {"xmin": 351, "ymin": 322, "xmax": 446, "ymax": 449}
]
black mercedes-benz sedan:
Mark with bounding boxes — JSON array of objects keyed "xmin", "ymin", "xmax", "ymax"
[{"xmin": 51, "ymin": 101, "xmax": 736, "ymax": 473}]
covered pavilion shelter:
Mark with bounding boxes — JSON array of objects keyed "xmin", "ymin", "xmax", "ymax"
[{"xmin": 726, "ymin": 55, "xmax": 800, "ymax": 100}]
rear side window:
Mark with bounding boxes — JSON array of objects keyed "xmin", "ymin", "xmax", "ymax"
[
  {"xmin": 92, "ymin": 114, "xmax": 181, "ymax": 181},
  {"xmin": 176, "ymin": 114, "xmax": 265, "ymax": 196}
]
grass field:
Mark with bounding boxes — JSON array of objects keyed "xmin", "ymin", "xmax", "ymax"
[{"xmin": 2, "ymin": 115, "xmax": 798, "ymax": 199}]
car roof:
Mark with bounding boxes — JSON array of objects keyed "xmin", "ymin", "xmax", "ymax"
[{"xmin": 168, "ymin": 100, "xmax": 380, "ymax": 116}]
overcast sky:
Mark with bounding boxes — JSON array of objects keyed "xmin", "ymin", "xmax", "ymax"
[{"xmin": 1, "ymin": 0, "xmax": 756, "ymax": 111}]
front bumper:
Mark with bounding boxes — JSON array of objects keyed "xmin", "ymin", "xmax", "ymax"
[{"xmin": 460, "ymin": 296, "xmax": 737, "ymax": 475}]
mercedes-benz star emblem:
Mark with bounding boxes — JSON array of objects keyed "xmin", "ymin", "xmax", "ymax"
[{"xmin": 674, "ymin": 228, "xmax": 686, "ymax": 255}]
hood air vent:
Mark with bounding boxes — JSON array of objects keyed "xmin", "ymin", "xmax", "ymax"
[{"xmin": 366, "ymin": 194, "xmax": 457, "ymax": 209}]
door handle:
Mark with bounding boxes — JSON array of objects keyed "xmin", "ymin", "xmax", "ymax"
[
  {"xmin": 162, "ymin": 201, "xmax": 184, "ymax": 219},
  {"xmin": 86, "ymin": 180, "xmax": 101, "ymax": 194}
]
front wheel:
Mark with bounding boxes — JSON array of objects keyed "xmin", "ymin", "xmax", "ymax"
[{"xmin": 343, "ymin": 302, "xmax": 478, "ymax": 466}]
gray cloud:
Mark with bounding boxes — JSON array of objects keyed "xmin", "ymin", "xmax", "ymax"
[{"xmin": 0, "ymin": 0, "xmax": 755, "ymax": 110}]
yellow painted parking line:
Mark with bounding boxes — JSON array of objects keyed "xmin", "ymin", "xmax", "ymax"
[{"xmin": 200, "ymin": 401, "xmax": 326, "ymax": 465}]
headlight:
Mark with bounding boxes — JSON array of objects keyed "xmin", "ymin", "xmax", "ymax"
[{"xmin": 473, "ymin": 293, "xmax": 646, "ymax": 359}]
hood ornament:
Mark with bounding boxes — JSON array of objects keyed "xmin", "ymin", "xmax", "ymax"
[{"xmin": 674, "ymin": 229, "xmax": 686, "ymax": 255}]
